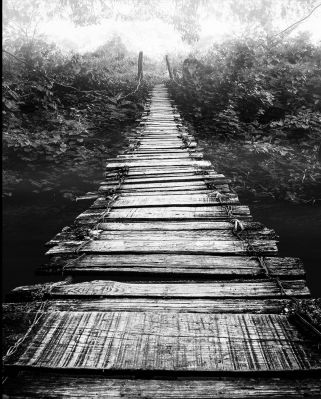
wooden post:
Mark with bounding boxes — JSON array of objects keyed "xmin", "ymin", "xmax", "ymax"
[
  {"xmin": 165, "ymin": 55, "xmax": 173, "ymax": 80},
  {"xmin": 137, "ymin": 51, "xmax": 143, "ymax": 80}
]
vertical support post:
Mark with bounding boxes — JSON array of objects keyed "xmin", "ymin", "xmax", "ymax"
[
  {"xmin": 165, "ymin": 55, "xmax": 173, "ymax": 80},
  {"xmin": 137, "ymin": 51, "xmax": 143, "ymax": 80}
]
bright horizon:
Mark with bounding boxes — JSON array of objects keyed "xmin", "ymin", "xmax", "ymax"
[{"xmin": 37, "ymin": 5, "xmax": 321, "ymax": 58}]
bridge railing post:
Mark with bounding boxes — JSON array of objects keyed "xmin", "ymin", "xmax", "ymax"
[
  {"xmin": 138, "ymin": 51, "xmax": 143, "ymax": 80},
  {"xmin": 165, "ymin": 55, "xmax": 173, "ymax": 80}
]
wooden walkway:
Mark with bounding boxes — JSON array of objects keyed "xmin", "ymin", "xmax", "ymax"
[{"xmin": 3, "ymin": 84, "xmax": 321, "ymax": 398}]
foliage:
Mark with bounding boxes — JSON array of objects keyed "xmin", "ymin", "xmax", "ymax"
[
  {"xmin": 2, "ymin": 35, "xmax": 155, "ymax": 197},
  {"xmin": 168, "ymin": 36, "xmax": 321, "ymax": 203},
  {"xmin": 4, "ymin": 0, "xmax": 319, "ymax": 45}
]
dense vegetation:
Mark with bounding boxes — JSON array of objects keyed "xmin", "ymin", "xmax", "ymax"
[
  {"xmin": 3, "ymin": 0, "xmax": 321, "ymax": 204},
  {"xmin": 3, "ymin": 36, "xmax": 155, "ymax": 198},
  {"xmin": 168, "ymin": 36, "xmax": 321, "ymax": 203}
]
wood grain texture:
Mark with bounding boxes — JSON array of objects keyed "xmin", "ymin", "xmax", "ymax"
[
  {"xmin": 91, "ymin": 205, "xmax": 250, "ymax": 219},
  {"xmin": 106, "ymin": 160, "xmax": 212, "ymax": 168},
  {"xmin": 20, "ymin": 279, "xmax": 309, "ymax": 298},
  {"xmin": 91, "ymin": 193, "xmax": 239, "ymax": 208},
  {"xmin": 5, "ymin": 312, "xmax": 319, "ymax": 371},
  {"xmin": 75, "ymin": 204, "xmax": 251, "ymax": 222},
  {"xmin": 4, "ymin": 298, "xmax": 294, "ymax": 314},
  {"xmin": 47, "ymin": 225, "xmax": 276, "ymax": 247},
  {"xmin": 96, "ymin": 221, "xmax": 263, "ymax": 230},
  {"xmin": 102, "ymin": 174, "xmax": 227, "ymax": 185},
  {"xmin": 46, "ymin": 238, "xmax": 277, "ymax": 256},
  {"xmin": 3, "ymin": 373, "xmax": 321, "ymax": 398},
  {"xmin": 59, "ymin": 254, "xmax": 303, "ymax": 277}
]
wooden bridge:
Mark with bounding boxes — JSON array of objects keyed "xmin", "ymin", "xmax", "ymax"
[{"xmin": 3, "ymin": 84, "xmax": 321, "ymax": 397}]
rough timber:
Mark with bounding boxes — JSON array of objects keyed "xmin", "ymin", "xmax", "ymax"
[{"xmin": 3, "ymin": 84, "xmax": 321, "ymax": 398}]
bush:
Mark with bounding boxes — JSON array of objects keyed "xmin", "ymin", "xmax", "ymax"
[
  {"xmin": 167, "ymin": 36, "xmax": 321, "ymax": 203},
  {"xmin": 2, "ymin": 36, "xmax": 156, "ymax": 197}
]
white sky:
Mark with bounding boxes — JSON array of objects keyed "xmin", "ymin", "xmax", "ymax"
[{"xmin": 37, "ymin": 5, "xmax": 321, "ymax": 58}]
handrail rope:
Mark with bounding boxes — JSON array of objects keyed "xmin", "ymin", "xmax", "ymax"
[
  {"xmin": 2, "ymin": 280, "xmax": 66, "ymax": 371},
  {"xmin": 120, "ymin": 73, "xmax": 143, "ymax": 101},
  {"xmin": 217, "ymin": 196, "xmax": 321, "ymax": 339},
  {"xmin": 74, "ymin": 166, "xmax": 129, "ymax": 255}
]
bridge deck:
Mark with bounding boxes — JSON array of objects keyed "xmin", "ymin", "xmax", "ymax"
[{"xmin": 3, "ymin": 84, "xmax": 320, "ymax": 398}]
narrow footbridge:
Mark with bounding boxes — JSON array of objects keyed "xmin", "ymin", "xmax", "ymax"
[{"xmin": 3, "ymin": 84, "xmax": 321, "ymax": 397}]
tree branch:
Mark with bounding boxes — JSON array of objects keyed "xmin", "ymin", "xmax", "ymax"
[{"xmin": 270, "ymin": 2, "xmax": 321, "ymax": 45}]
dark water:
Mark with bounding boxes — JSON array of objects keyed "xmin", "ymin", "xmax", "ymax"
[{"xmin": 2, "ymin": 141, "xmax": 321, "ymax": 299}]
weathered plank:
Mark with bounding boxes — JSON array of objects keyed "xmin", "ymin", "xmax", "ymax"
[
  {"xmin": 78, "ymin": 205, "xmax": 251, "ymax": 220},
  {"xmin": 100, "ymin": 182, "xmax": 209, "ymax": 192},
  {"xmin": 5, "ymin": 312, "xmax": 319, "ymax": 371},
  {"xmin": 91, "ymin": 193, "xmax": 239, "ymax": 208},
  {"xmin": 106, "ymin": 160, "xmax": 212, "ymax": 168},
  {"xmin": 3, "ymin": 373, "xmax": 321, "ymax": 398},
  {"xmin": 96, "ymin": 221, "xmax": 261, "ymax": 230},
  {"xmin": 116, "ymin": 153, "xmax": 203, "ymax": 160},
  {"xmin": 13, "ymin": 279, "xmax": 309, "ymax": 298},
  {"xmin": 89, "ymin": 230, "xmax": 276, "ymax": 241},
  {"xmin": 46, "ymin": 238, "xmax": 277, "ymax": 256},
  {"xmin": 46, "ymin": 223, "xmax": 275, "ymax": 247},
  {"xmin": 3, "ymin": 298, "xmax": 294, "ymax": 314},
  {"xmin": 102, "ymin": 174, "xmax": 228, "ymax": 185},
  {"xmin": 105, "ymin": 172, "xmax": 217, "ymax": 181},
  {"xmin": 41, "ymin": 254, "xmax": 304, "ymax": 278},
  {"xmin": 106, "ymin": 166, "xmax": 216, "ymax": 177}
]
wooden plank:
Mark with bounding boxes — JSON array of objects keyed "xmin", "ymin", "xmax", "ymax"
[
  {"xmin": 125, "ymin": 149, "xmax": 196, "ymax": 154},
  {"xmin": 3, "ymin": 373, "xmax": 321, "ymax": 398},
  {"xmin": 47, "ymin": 220, "xmax": 272, "ymax": 246},
  {"xmin": 47, "ymin": 229, "xmax": 276, "ymax": 248},
  {"xmin": 100, "ymin": 182, "xmax": 223, "ymax": 191},
  {"xmin": 91, "ymin": 193, "xmax": 239, "ymax": 208},
  {"xmin": 89, "ymin": 230, "xmax": 276, "ymax": 241},
  {"xmin": 115, "ymin": 153, "xmax": 203, "ymax": 160},
  {"xmin": 105, "ymin": 171, "xmax": 216, "ymax": 180},
  {"xmin": 100, "ymin": 189, "xmax": 231, "ymax": 196},
  {"xmin": 108, "ymin": 168, "xmax": 216, "ymax": 177},
  {"xmin": 106, "ymin": 160, "xmax": 212, "ymax": 168},
  {"xmin": 96, "ymin": 221, "xmax": 259, "ymax": 231},
  {"xmin": 3, "ymin": 298, "xmax": 295, "ymax": 314},
  {"xmin": 97, "ymin": 205, "xmax": 250, "ymax": 219},
  {"xmin": 19, "ymin": 279, "xmax": 309, "ymax": 298},
  {"xmin": 99, "ymin": 186, "xmax": 231, "ymax": 194},
  {"xmin": 75, "ymin": 204, "xmax": 250, "ymax": 221},
  {"xmin": 139, "ymin": 141, "xmax": 196, "ymax": 150},
  {"xmin": 50, "ymin": 254, "xmax": 304, "ymax": 277},
  {"xmin": 102, "ymin": 174, "xmax": 227, "ymax": 185},
  {"xmin": 5, "ymin": 312, "xmax": 319, "ymax": 371},
  {"xmin": 46, "ymin": 238, "xmax": 277, "ymax": 256}
]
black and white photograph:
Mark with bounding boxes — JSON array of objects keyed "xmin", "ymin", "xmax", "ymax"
[{"xmin": 2, "ymin": 0, "xmax": 321, "ymax": 397}]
